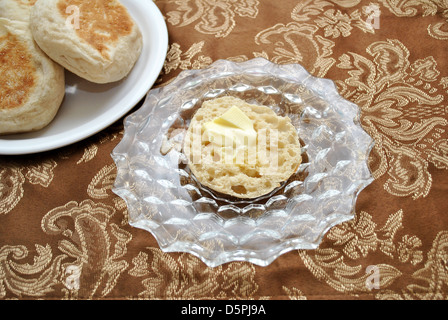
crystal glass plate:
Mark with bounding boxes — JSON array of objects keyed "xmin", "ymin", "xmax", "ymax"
[{"xmin": 111, "ymin": 58, "xmax": 374, "ymax": 267}]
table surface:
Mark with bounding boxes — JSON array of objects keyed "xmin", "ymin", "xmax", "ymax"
[{"xmin": 1, "ymin": 0, "xmax": 448, "ymax": 300}]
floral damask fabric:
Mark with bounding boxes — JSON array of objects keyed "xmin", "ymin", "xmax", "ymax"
[{"xmin": 1, "ymin": 0, "xmax": 448, "ymax": 299}]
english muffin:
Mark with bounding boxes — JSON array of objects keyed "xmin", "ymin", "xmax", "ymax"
[
  {"xmin": 0, "ymin": 16, "xmax": 65, "ymax": 135},
  {"xmin": 30, "ymin": 0, "xmax": 143, "ymax": 84},
  {"xmin": 183, "ymin": 96, "xmax": 302, "ymax": 199}
]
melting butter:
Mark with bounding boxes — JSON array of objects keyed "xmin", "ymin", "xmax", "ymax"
[{"xmin": 203, "ymin": 106, "xmax": 257, "ymax": 150}]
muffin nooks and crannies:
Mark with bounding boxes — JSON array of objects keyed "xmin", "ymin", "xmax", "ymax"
[
  {"xmin": 0, "ymin": 1, "xmax": 65, "ymax": 135},
  {"xmin": 30, "ymin": 0, "xmax": 142, "ymax": 84},
  {"xmin": 184, "ymin": 96, "xmax": 302, "ymax": 199}
]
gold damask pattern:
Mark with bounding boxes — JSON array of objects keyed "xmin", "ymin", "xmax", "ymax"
[
  {"xmin": 336, "ymin": 39, "xmax": 447, "ymax": 199},
  {"xmin": 129, "ymin": 248, "xmax": 259, "ymax": 299},
  {"xmin": 1, "ymin": 0, "xmax": 448, "ymax": 300},
  {"xmin": 164, "ymin": 0, "xmax": 259, "ymax": 38}
]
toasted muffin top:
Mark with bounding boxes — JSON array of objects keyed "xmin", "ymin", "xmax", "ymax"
[
  {"xmin": 57, "ymin": 0, "xmax": 134, "ymax": 59},
  {"xmin": 0, "ymin": 28, "xmax": 36, "ymax": 110},
  {"xmin": 184, "ymin": 96, "xmax": 302, "ymax": 199}
]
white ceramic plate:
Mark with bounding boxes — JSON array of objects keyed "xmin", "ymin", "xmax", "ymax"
[{"xmin": 0, "ymin": 0, "xmax": 168, "ymax": 155}]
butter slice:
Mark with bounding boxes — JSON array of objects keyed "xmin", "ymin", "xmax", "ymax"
[
  {"xmin": 214, "ymin": 106, "xmax": 254, "ymax": 131},
  {"xmin": 203, "ymin": 106, "xmax": 257, "ymax": 149}
]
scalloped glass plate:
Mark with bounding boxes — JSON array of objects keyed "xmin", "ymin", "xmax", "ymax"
[{"xmin": 111, "ymin": 58, "xmax": 374, "ymax": 267}]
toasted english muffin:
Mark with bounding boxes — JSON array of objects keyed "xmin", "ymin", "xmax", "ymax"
[
  {"xmin": 183, "ymin": 96, "xmax": 302, "ymax": 199},
  {"xmin": 0, "ymin": 15, "xmax": 65, "ymax": 135},
  {"xmin": 30, "ymin": 0, "xmax": 143, "ymax": 84}
]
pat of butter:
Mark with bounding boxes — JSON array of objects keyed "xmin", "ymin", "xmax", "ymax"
[
  {"xmin": 203, "ymin": 106, "xmax": 257, "ymax": 149},
  {"xmin": 214, "ymin": 106, "xmax": 254, "ymax": 131}
]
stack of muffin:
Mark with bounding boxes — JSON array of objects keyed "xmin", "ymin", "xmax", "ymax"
[{"xmin": 0, "ymin": 0, "xmax": 142, "ymax": 135}]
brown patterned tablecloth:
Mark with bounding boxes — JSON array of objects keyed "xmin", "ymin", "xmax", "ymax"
[{"xmin": 1, "ymin": 0, "xmax": 448, "ymax": 300}]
